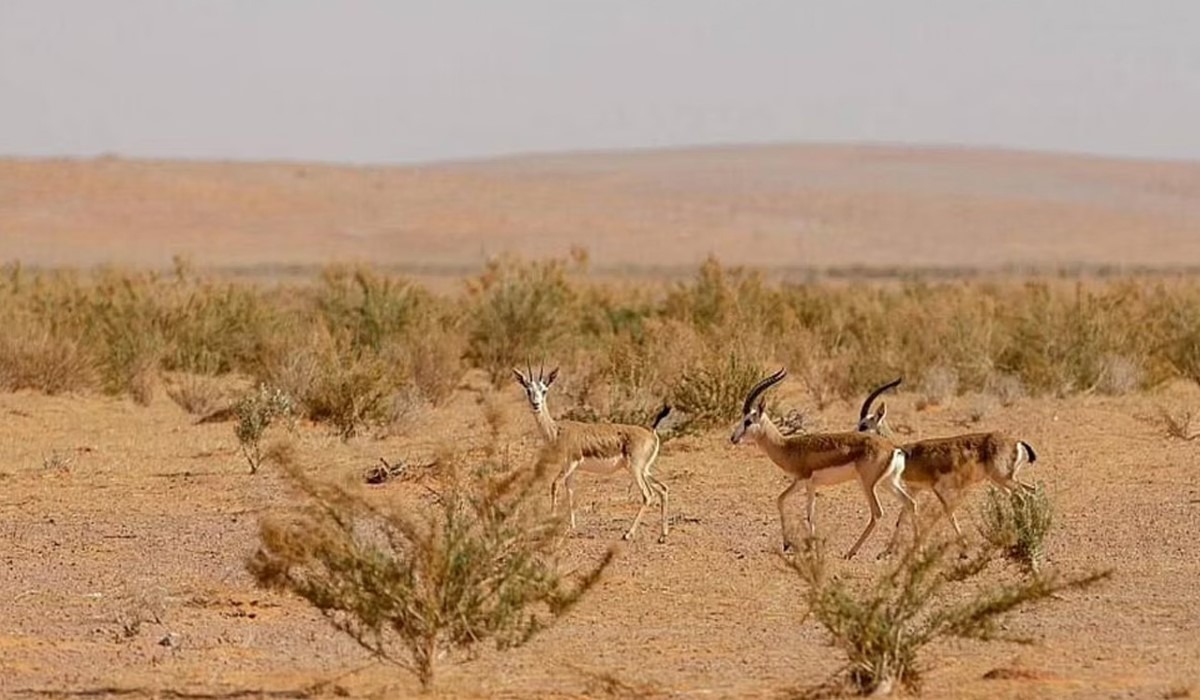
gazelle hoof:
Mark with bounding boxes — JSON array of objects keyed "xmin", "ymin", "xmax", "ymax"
[{"xmin": 657, "ymin": 534, "xmax": 668, "ymax": 544}]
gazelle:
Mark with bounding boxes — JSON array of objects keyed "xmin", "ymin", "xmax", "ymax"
[
  {"xmin": 731, "ymin": 368, "xmax": 915, "ymax": 559},
  {"xmin": 513, "ymin": 364, "xmax": 673, "ymax": 543},
  {"xmin": 857, "ymin": 377, "xmax": 1039, "ymax": 543}
]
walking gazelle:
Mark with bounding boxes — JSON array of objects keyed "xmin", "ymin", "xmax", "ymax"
[
  {"xmin": 856, "ymin": 377, "xmax": 1040, "ymax": 545},
  {"xmin": 513, "ymin": 364, "xmax": 673, "ymax": 543},
  {"xmin": 731, "ymin": 368, "xmax": 915, "ymax": 559}
]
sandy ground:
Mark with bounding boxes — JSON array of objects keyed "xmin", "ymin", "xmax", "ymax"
[
  {"xmin": 2, "ymin": 376, "xmax": 1198, "ymax": 699},
  {"xmin": 3, "ymin": 144, "xmax": 1200, "ymax": 698},
  {"xmin": 4, "ymin": 145, "xmax": 1200, "ymax": 273}
]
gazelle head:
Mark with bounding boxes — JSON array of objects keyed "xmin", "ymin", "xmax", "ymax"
[
  {"xmin": 731, "ymin": 367, "xmax": 787, "ymax": 444},
  {"xmin": 512, "ymin": 363, "xmax": 559, "ymax": 414},
  {"xmin": 857, "ymin": 377, "xmax": 901, "ymax": 436}
]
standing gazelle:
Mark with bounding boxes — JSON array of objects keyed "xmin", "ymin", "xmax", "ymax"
[
  {"xmin": 513, "ymin": 365, "xmax": 672, "ymax": 543},
  {"xmin": 731, "ymin": 368, "xmax": 915, "ymax": 559},
  {"xmin": 857, "ymin": 377, "xmax": 1040, "ymax": 544}
]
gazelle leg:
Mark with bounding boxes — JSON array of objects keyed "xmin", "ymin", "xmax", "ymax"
[
  {"xmin": 552, "ymin": 460, "xmax": 582, "ymax": 529},
  {"xmin": 565, "ymin": 472, "xmax": 578, "ymax": 530},
  {"xmin": 646, "ymin": 472, "xmax": 670, "ymax": 543},
  {"xmin": 623, "ymin": 463, "xmax": 655, "ymax": 541},
  {"xmin": 878, "ymin": 470, "xmax": 917, "ymax": 559},
  {"xmin": 846, "ymin": 468, "xmax": 885, "ymax": 560},
  {"xmin": 777, "ymin": 478, "xmax": 808, "ymax": 552},
  {"xmin": 932, "ymin": 483, "xmax": 965, "ymax": 541},
  {"xmin": 882, "ymin": 504, "xmax": 910, "ymax": 559},
  {"xmin": 804, "ymin": 480, "xmax": 817, "ymax": 538}
]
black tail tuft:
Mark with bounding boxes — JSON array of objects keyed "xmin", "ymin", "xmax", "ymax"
[
  {"xmin": 1020, "ymin": 441, "xmax": 1038, "ymax": 464},
  {"xmin": 651, "ymin": 404, "xmax": 672, "ymax": 430}
]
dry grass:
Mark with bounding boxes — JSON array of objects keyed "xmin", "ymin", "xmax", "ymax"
[{"xmin": 2, "ymin": 257, "xmax": 1200, "ymax": 432}]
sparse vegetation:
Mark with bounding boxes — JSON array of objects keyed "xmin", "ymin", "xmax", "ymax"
[
  {"xmin": 2, "ymin": 258, "xmax": 1200, "ymax": 421},
  {"xmin": 979, "ymin": 484, "xmax": 1054, "ymax": 574},
  {"xmin": 789, "ymin": 536, "xmax": 1111, "ymax": 696},
  {"xmin": 247, "ymin": 441, "xmax": 613, "ymax": 690},
  {"xmin": 234, "ymin": 384, "xmax": 295, "ymax": 473}
]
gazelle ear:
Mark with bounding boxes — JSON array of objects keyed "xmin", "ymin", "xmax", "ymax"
[
  {"xmin": 512, "ymin": 368, "xmax": 528, "ymax": 386},
  {"xmin": 546, "ymin": 367, "xmax": 559, "ymax": 386},
  {"xmin": 874, "ymin": 402, "xmax": 888, "ymax": 421},
  {"xmin": 757, "ymin": 397, "xmax": 767, "ymax": 415}
]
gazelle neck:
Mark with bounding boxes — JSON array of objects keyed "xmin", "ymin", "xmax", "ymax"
[
  {"xmin": 752, "ymin": 414, "xmax": 791, "ymax": 467},
  {"xmin": 532, "ymin": 403, "xmax": 559, "ymax": 441}
]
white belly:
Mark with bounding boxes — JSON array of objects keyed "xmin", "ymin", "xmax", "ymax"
[
  {"xmin": 810, "ymin": 463, "xmax": 860, "ymax": 487},
  {"xmin": 576, "ymin": 456, "xmax": 626, "ymax": 475}
]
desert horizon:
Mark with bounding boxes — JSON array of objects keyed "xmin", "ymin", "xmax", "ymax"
[{"xmin": 6, "ymin": 142, "xmax": 1200, "ymax": 277}]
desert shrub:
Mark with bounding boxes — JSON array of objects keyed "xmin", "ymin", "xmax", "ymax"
[
  {"xmin": 979, "ymin": 484, "xmax": 1053, "ymax": 574},
  {"xmin": 314, "ymin": 266, "xmax": 432, "ymax": 354},
  {"xmin": 0, "ymin": 321, "xmax": 96, "ymax": 394},
  {"xmin": 234, "ymin": 384, "xmax": 295, "ymax": 473},
  {"xmin": 161, "ymin": 281, "xmax": 280, "ymax": 376},
  {"xmin": 464, "ymin": 256, "xmax": 579, "ymax": 385},
  {"xmin": 669, "ymin": 348, "xmax": 763, "ymax": 433},
  {"xmin": 247, "ymin": 442, "xmax": 613, "ymax": 689},
  {"xmin": 394, "ymin": 315, "xmax": 466, "ymax": 407},
  {"xmin": 165, "ymin": 373, "xmax": 229, "ymax": 416},
  {"xmin": 1160, "ymin": 300, "xmax": 1200, "ymax": 388},
  {"xmin": 790, "ymin": 536, "xmax": 1110, "ymax": 696},
  {"xmin": 302, "ymin": 352, "xmax": 395, "ymax": 440},
  {"xmin": 917, "ymin": 365, "xmax": 959, "ymax": 408},
  {"xmin": 84, "ymin": 274, "xmax": 168, "ymax": 401}
]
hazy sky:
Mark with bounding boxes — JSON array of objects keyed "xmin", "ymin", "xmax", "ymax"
[{"xmin": 2, "ymin": 1, "xmax": 1199, "ymax": 164}]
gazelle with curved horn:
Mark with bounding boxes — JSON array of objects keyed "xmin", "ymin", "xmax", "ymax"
[
  {"xmin": 731, "ymin": 368, "xmax": 915, "ymax": 559},
  {"xmin": 513, "ymin": 364, "xmax": 673, "ymax": 543},
  {"xmin": 856, "ymin": 378, "xmax": 1040, "ymax": 544}
]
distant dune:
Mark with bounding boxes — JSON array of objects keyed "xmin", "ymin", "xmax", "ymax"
[{"xmin": 3, "ymin": 144, "xmax": 1200, "ymax": 274}]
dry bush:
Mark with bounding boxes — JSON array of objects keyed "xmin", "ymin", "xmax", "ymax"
[
  {"xmin": 966, "ymin": 394, "xmax": 1000, "ymax": 425},
  {"xmin": 979, "ymin": 484, "xmax": 1054, "ymax": 574},
  {"xmin": 303, "ymin": 353, "xmax": 395, "ymax": 440},
  {"xmin": 314, "ymin": 266, "xmax": 433, "ymax": 354},
  {"xmin": 1096, "ymin": 354, "xmax": 1145, "ymax": 395},
  {"xmin": 0, "ymin": 323, "xmax": 96, "ymax": 394},
  {"xmin": 987, "ymin": 373, "xmax": 1027, "ymax": 407},
  {"xmin": 790, "ymin": 536, "xmax": 1111, "ymax": 696},
  {"xmin": 161, "ymin": 280, "xmax": 281, "ymax": 376},
  {"xmin": 464, "ymin": 256, "xmax": 580, "ymax": 385},
  {"xmin": 165, "ymin": 373, "xmax": 228, "ymax": 416},
  {"xmin": 247, "ymin": 442, "xmax": 613, "ymax": 690},
  {"xmin": 917, "ymin": 365, "xmax": 959, "ymax": 409},
  {"xmin": 396, "ymin": 319, "xmax": 466, "ymax": 407},
  {"xmin": 669, "ymin": 349, "xmax": 763, "ymax": 434},
  {"xmin": 234, "ymin": 385, "xmax": 295, "ymax": 473}
]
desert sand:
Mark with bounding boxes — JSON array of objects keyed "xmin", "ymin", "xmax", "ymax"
[{"xmin": 2, "ymin": 145, "xmax": 1199, "ymax": 698}]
